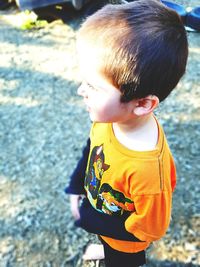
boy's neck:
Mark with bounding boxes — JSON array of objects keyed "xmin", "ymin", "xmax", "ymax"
[{"xmin": 112, "ymin": 113, "xmax": 158, "ymax": 151}]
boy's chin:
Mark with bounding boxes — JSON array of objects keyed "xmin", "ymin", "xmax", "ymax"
[
  {"xmin": 88, "ymin": 112, "xmax": 111, "ymax": 123},
  {"xmin": 89, "ymin": 116, "xmax": 98, "ymax": 123},
  {"xmin": 89, "ymin": 114, "xmax": 102, "ymax": 123},
  {"xmin": 88, "ymin": 113, "xmax": 96, "ymax": 122}
]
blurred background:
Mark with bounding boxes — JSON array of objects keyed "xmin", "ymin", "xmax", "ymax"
[{"xmin": 0, "ymin": 0, "xmax": 199, "ymax": 266}]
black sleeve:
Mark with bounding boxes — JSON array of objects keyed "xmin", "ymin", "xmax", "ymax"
[
  {"xmin": 64, "ymin": 139, "xmax": 90, "ymax": 195},
  {"xmin": 75, "ymin": 198, "xmax": 143, "ymax": 242}
]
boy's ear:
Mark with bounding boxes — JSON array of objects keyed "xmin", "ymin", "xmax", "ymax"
[{"xmin": 133, "ymin": 95, "xmax": 159, "ymax": 116}]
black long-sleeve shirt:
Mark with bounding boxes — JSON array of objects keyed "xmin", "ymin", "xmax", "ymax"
[{"xmin": 65, "ymin": 139, "xmax": 141, "ymax": 242}]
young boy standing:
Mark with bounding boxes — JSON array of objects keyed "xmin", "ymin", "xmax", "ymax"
[{"xmin": 65, "ymin": 1, "xmax": 188, "ymax": 266}]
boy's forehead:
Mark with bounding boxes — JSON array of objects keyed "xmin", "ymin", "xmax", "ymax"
[
  {"xmin": 79, "ymin": 59, "xmax": 102, "ymax": 84},
  {"xmin": 77, "ymin": 47, "xmax": 112, "ymax": 90},
  {"xmin": 77, "ymin": 41, "xmax": 104, "ymax": 73},
  {"xmin": 77, "ymin": 38, "xmax": 102, "ymax": 59}
]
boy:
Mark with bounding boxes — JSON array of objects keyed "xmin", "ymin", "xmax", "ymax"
[{"xmin": 65, "ymin": 1, "xmax": 188, "ymax": 266}]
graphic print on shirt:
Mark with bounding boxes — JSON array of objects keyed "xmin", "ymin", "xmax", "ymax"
[
  {"xmin": 96, "ymin": 183, "xmax": 135, "ymax": 216},
  {"xmin": 85, "ymin": 144, "xmax": 134, "ymax": 216},
  {"xmin": 85, "ymin": 144, "xmax": 110, "ymax": 200}
]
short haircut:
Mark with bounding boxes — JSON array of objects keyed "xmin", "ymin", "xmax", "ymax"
[{"xmin": 77, "ymin": 0, "xmax": 188, "ymax": 102}]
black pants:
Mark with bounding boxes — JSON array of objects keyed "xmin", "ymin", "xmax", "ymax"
[{"xmin": 100, "ymin": 238, "xmax": 146, "ymax": 267}]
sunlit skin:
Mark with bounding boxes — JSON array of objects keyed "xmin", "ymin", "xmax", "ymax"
[
  {"xmin": 77, "ymin": 64, "xmax": 137, "ymax": 125},
  {"xmin": 76, "ymin": 41, "xmax": 137, "ymax": 124}
]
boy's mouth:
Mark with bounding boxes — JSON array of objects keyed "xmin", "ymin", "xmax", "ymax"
[
  {"xmin": 83, "ymin": 99, "xmax": 90, "ymax": 110},
  {"xmin": 86, "ymin": 104, "xmax": 91, "ymax": 112}
]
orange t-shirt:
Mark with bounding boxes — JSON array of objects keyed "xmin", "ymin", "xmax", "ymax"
[{"xmin": 84, "ymin": 121, "xmax": 176, "ymax": 253}]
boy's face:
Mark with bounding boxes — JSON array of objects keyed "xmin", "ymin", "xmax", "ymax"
[{"xmin": 77, "ymin": 50, "xmax": 136, "ymax": 123}]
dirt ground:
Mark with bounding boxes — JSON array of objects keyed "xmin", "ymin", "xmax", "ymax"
[{"xmin": 0, "ymin": 1, "xmax": 200, "ymax": 267}]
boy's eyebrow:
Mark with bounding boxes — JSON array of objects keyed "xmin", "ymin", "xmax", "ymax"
[
  {"xmin": 84, "ymin": 79, "xmax": 106, "ymax": 91},
  {"xmin": 91, "ymin": 82, "xmax": 108, "ymax": 92}
]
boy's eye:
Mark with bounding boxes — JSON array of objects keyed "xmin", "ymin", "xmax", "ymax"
[{"xmin": 85, "ymin": 82, "xmax": 97, "ymax": 91}]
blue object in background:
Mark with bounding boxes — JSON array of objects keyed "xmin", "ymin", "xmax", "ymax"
[
  {"xmin": 186, "ymin": 7, "xmax": 200, "ymax": 31},
  {"xmin": 161, "ymin": 0, "xmax": 187, "ymax": 23}
]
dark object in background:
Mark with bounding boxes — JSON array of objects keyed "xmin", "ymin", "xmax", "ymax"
[
  {"xmin": 83, "ymin": 0, "xmax": 107, "ymax": 17},
  {"xmin": 33, "ymin": 3, "xmax": 80, "ymax": 22},
  {"xmin": 0, "ymin": 0, "xmax": 15, "ymax": 9},
  {"xmin": 83, "ymin": 0, "xmax": 138, "ymax": 17},
  {"xmin": 186, "ymin": 7, "xmax": 200, "ymax": 31},
  {"xmin": 17, "ymin": 0, "xmax": 70, "ymax": 10},
  {"xmin": 16, "ymin": 0, "xmax": 95, "ymax": 11},
  {"xmin": 17, "ymin": 0, "xmax": 96, "ymax": 22}
]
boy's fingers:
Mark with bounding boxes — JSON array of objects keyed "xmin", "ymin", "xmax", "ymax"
[
  {"xmin": 70, "ymin": 195, "xmax": 81, "ymax": 220},
  {"xmin": 72, "ymin": 208, "xmax": 80, "ymax": 220}
]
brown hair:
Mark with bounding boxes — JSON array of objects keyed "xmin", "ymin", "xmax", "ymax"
[{"xmin": 77, "ymin": 0, "xmax": 188, "ymax": 102}]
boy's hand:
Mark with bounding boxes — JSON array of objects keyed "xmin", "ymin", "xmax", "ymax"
[{"xmin": 70, "ymin": 194, "xmax": 83, "ymax": 220}]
